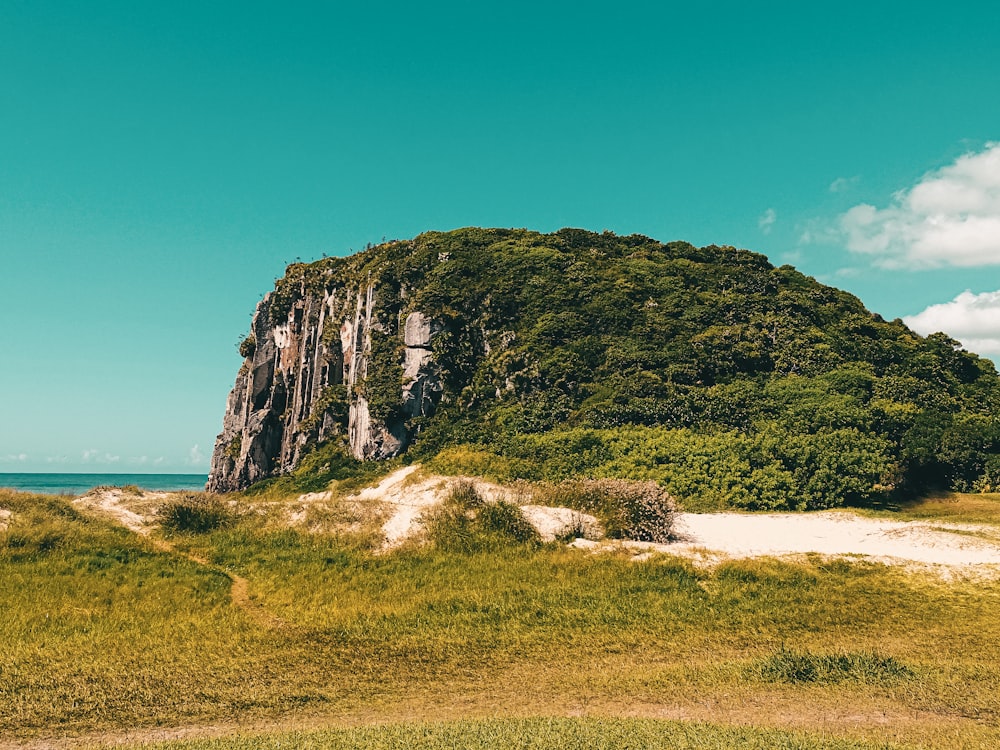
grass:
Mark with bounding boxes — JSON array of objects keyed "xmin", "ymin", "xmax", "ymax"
[
  {"xmin": 421, "ymin": 480, "xmax": 540, "ymax": 552},
  {"xmin": 129, "ymin": 717, "xmax": 904, "ymax": 750},
  {"xmin": 158, "ymin": 494, "xmax": 237, "ymax": 534},
  {"xmin": 2, "ymin": 487, "xmax": 1000, "ymax": 749},
  {"xmin": 754, "ymin": 647, "xmax": 914, "ymax": 685},
  {"xmin": 889, "ymin": 492, "xmax": 1000, "ymax": 526},
  {"xmin": 847, "ymin": 492, "xmax": 1000, "ymax": 536}
]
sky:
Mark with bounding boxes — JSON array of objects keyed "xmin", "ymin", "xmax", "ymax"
[{"xmin": 2, "ymin": 1, "xmax": 999, "ymax": 473}]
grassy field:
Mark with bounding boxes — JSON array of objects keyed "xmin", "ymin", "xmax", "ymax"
[
  {"xmin": 2, "ymin": 488, "xmax": 1000, "ymax": 749},
  {"xmin": 127, "ymin": 717, "xmax": 908, "ymax": 749}
]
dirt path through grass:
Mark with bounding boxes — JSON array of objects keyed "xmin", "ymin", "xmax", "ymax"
[
  {"xmin": 72, "ymin": 489, "xmax": 286, "ymax": 629},
  {"xmin": 147, "ymin": 536, "xmax": 287, "ymax": 629}
]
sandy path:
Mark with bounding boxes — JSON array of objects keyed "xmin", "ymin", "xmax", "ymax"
[{"xmin": 606, "ymin": 511, "xmax": 1000, "ymax": 574}]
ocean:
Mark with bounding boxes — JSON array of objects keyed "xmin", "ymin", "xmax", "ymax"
[{"xmin": 0, "ymin": 473, "xmax": 209, "ymax": 496}]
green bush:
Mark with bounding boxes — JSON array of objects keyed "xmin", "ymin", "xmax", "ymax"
[
  {"xmin": 237, "ymin": 334, "xmax": 256, "ymax": 359},
  {"xmin": 423, "ymin": 481, "xmax": 538, "ymax": 552},
  {"xmin": 756, "ymin": 646, "xmax": 913, "ymax": 684},
  {"xmin": 446, "ymin": 479, "xmax": 485, "ymax": 510},
  {"xmin": 477, "ymin": 500, "xmax": 539, "ymax": 544},
  {"xmin": 158, "ymin": 494, "xmax": 235, "ymax": 534},
  {"xmin": 432, "ymin": 423, "xmax": 896, "ymax": 512}
]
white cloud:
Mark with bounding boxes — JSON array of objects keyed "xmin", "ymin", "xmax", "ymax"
[
  {"xmin": 2, "ymin": 453, "xmax": 28, "ymax": 463},
  {"xmin": 830, "ymin": 176, "xmax": 860, "ymax": 193},
  {"xmin": 840, "ymin": 143, "xmax": 1000, "ymax": 268},
  {"xmin": 904, "ymin": 289, "xmax": 1000, "ymax": 356},
  {"xmin": 188, "ymin": 444, "xmax": 206, "ymax": 465},
  {"xmin": 45, "ymin": 455, "xmax": 69, "ymax": 464},
  {"xmin": 758, "ymin": 208, "xmax": 776, "ymax": 234},
  {"xmin": 81, "ymin": 449, "xmax": 120, "ymax": 464}
]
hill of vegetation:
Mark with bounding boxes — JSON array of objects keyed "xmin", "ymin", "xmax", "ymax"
[{"xmin": 218, "ymin": 228, "xmax": 1000, "ymax": 509}]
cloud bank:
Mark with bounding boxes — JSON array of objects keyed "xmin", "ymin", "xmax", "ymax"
[
  {"xmin": 904, "ymin": 289, "xmax": 1000, "ymax": 356},
  {"xmin": 841, "ymin": 143, "xmax": 1000, "ymax": 268}
]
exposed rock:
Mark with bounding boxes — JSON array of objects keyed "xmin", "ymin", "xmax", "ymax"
[
  {"xmin": 401, "ymin": 312, "xmax": 443, "ymax": 420},
  {"xmin": 207, "ymin": 275, "xmax": 446, "ymax": 491}
]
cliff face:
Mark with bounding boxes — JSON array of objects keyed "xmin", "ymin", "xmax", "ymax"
[{"xmin": 206, "ymin": 277, "xmax": 443, "ymax": 492}]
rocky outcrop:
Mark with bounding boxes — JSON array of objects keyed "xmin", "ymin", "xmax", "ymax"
[
  {"xmin": 207, "ymin": 226, "xmax": 996, "ymax": 498},
  {"xmin": 207, "ymin": 273, "xmax": 444, "ymax": 492}
]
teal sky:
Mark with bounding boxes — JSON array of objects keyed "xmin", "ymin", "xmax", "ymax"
[{"xmin": 2, "ymin": 1, "xmax": 999, "ymax": 473}]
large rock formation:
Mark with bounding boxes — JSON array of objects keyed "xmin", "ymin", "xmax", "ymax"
[
  {"xmin": 208, "ymin": 227, "xmax": 1000, "ymax": 500},
  {"xmin": 207, "ymin": 273, "xmax": 443, "ymax": 492}
]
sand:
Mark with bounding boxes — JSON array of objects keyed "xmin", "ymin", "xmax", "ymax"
[{"xmin": 670, "ymin": 511, "xmax": 1000, "ymax": 565}]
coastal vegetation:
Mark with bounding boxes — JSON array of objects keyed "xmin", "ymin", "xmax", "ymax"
[
  {"xmin": 226, "ymin": 228, "xmax": 1000, "ymax": 508},
  {"xmin": 3, "ymin": 486, "xmax": 1000, "ymax": 748}
]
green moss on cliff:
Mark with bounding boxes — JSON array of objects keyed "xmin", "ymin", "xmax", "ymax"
[{"xmin": 361, "ymin": 330, "xmax": 405, "ymax": 423}]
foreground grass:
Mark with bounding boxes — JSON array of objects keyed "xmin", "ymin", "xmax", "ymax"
[
  {"xmin": 130, "ymin": 717, "xmax": 902, "ymax": 750},
  {"xmin": 2, "ymin": 489, "xmax": 1000, "ymax": 749}
]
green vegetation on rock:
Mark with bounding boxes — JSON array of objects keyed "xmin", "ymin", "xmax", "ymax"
[{"xmin": 225, "ymin": 228, "xmax": 1000, "ymax": 507}]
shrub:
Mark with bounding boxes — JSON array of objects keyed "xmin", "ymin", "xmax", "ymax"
[
  {"xmin": 224, "ymin": 435, "xmax": 242, "ymax": 460},
  {"xmin": 423, "ymin": 481, "xmax": 538, "ymax": 552},
  {"xmin": 158, "ymin": 494, "xmax": 235, "ymax": 534},
  {"xmin": 447, "ymin": 479, "xmax": 485, "ymax": 510},
  {"xmin": 477, "ymin": 500, "xmax": 539, "ymax": 544},
  {"xmin": 238, "ymin": 334, "xmax": 256, "ymax": 359},
  {"xmin": 542, "ymin": 479, "xmax": 676, "ymax": 542}
]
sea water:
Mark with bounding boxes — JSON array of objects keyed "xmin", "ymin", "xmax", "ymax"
[{"xmin": 0, "ymin": 473, "xmax": 209, "ymax": 496}]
